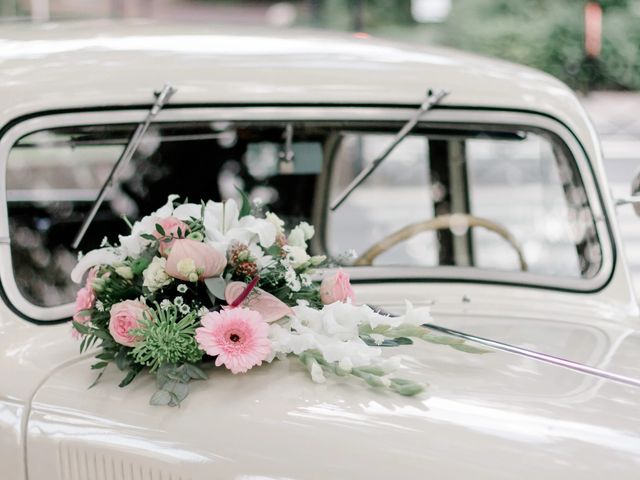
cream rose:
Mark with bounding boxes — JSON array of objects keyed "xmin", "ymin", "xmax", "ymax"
[{"xmin": 142, "ymin": 256, "xmax": 172, "ymax": 293}]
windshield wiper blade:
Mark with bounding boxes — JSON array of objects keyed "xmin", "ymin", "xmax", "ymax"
[
  {"xmin": 330, "ymin": 88, "xmax": 449, "ymax": 211},
  {"xmin": 71, "ymin": 84, "xmax": 176, "ymax": 250}
]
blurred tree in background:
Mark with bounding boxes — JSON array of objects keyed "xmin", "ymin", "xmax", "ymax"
[{"xmin": 434, "ymin": 0, "xmax": 640, "ymax": 91}]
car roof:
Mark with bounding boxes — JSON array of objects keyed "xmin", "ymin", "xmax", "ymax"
[{"xmin": 0, "ymin": 20, "xmax": 595, "ymax": 150}]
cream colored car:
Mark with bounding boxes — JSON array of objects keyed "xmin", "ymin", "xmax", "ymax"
[{"xmin": 1, "ymin": 21, "xmax": 639, "ymax": 480}]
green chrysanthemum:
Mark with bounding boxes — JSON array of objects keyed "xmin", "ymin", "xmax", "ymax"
[{"xmin": 131, "ymin": 305, "xmax": 203, "ymax": 372}]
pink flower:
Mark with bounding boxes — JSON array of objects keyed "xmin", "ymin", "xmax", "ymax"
[
  {"xmin": 153, "ymin": 217, "xmax": 190, "ymax": 256},
  {"xmin": 195, "ymin": 308, "xmax": 271, "ymax": 374},
  {"xmin": 320, "ymin": 270, "xmax": 355, "ymax": 304},
  {"xmin": 85, "ymin": 267, "xmax": 98, "ymax": 291},
  {"xmin": 108, "ymin": 300, "xmax": 150, "ymax": 347},
  {"xmin": 73, "ymin": 286, "xmax": 95, "ymax": 325},
  {"xmin": 225, "ymin": 281, "xmax": 293, "ymax": 322},
  {"xmin": 165, "ymin": 239, "xmax": 227, "ymax": 282}
]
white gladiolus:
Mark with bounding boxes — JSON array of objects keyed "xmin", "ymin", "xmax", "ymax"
[
  {"xmin": 265, "ymin": 212, "xmax": 285, "ymax": 234},
  {"xmin": 287, "ymin": 226, "xmax": 307, "ymax": 248},
  {"xmin": 142, "ymin": 256, "xmax": 172, "ymax": 293}
]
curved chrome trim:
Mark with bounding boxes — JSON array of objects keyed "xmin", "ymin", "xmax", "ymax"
[
  {"xmin": 424, "ymin": 323, "xmax": 640, "ymax": 389},
  {"xmin": 0, "ymin": 107, "xmax": 615, "ymax": 321}
]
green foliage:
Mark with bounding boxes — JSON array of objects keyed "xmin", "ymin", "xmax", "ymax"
[
  {"xmin": 131, "ymin": 305, "xmax": 204, "ymax": 372},
  {"xmin": 439, "ymin": 0, "xmax": 640, "ymax": 90},
  {"xmin": 150, "ymin": 363, "xmax": 208, "ymax": 407}
]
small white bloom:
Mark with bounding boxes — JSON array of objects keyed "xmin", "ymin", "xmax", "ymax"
[
  {"xmin": 174, "ymin": 296, "xmax": 184, "ymax": 306},
  {"xmin": 160, "ymin": 299, "xmax": 172, "ymax": 310},
  {"xmin": 284, "ymin": 267, "xmax": 301, "ymax": 292},
  {"xmin": 283, "ymin": 245, "xmax": 310, "ymax": 269},
  {"xmin": 177, "ymin": 258, "xmax": 198, "ymax": 282},
  {"xmin": 179, "ymin": 304, "xmax": 191, "ymax": 315},
  {"xmin": 95, "ymin": 300, "xmax": 105, "ymax": 312},
  {"xmin": 198, "ymin": 306, "xmax": 209, "ymax": 316},
  {"xmin": 99, "ymin": 236, "xmax": 109, "ymax": 248},
  {"xmin": 287, "ymin": 227, "xmax": 307, "ymax": 248},
  {"xmin": 115, "ymin": 265, "xmax": 134, "ymax": 280},
  {"xmin": 297, "ymin": 221, "xmax": 315, "ymax": 241},
  {"xmin": 142, "ymin": 256, "xmax": 172, "ymax": 293},
  {"xmin": 310, "ymin": 360, "xmax": 326, "ymax": 383},
  {"xmin": 300, "ymin": 273, "xmax": 312, "ymax": 288},
  {"xmin": 370, "ymin": 333, "xmax": 386, "ymax": 346},
  {"xmin": 265, "ymin": 212, "xmax": 285, "ymax": 234},
  {"xmin": 177, "ymin": 283, "xmax": 188, "ymax": 293}
]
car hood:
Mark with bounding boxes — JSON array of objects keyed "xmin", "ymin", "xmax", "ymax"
[{"xmin": 25, "ymin": 285, "xmax": 640, "ymax": 480}]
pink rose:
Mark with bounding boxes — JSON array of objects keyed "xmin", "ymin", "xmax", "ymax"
[
  {"xmin": 165, "ymin": 239, "xmax": 227, "ymax": 282},
  {"xmin": 225, "ymin": 281, "xmax": 294, "ymax": 323},
  {"xmin": 153, "ymin": 217, "xmax": 190, "ymax": 256},
  {"xmin": 73, "ymin": 286, "xmax": 95, "ymax": 324},
  {"xmin": 320, "ymin": 270, "xmax": 355, "ymax": 304},
  {"xmin": 108, "ymin": 300, "xmax": 150, "ymax": 347}
]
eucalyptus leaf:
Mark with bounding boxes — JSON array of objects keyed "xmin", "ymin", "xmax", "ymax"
[
  {"xmin": 150, "ymin": 390, "xmax": 172, "ymax": 406},
  {"xmin": 204, "ymin": 277, "xmax": 227, "ymax": 300},
  {"xmin": 155, "ymin": 223, "xmax": 166, "ymax": 236},
  {"xmin": 185, "ymin": 363, "xmax": 208, "ymax": 380}
]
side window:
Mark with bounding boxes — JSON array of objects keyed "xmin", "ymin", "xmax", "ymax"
[{"xmin": 7, "ymin": 128, "xmax": 127, "ymax": 306}]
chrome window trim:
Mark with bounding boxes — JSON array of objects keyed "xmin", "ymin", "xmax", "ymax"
[{"xmin": 0, "ymin": 107, "xmax": 613, "ymax": 322}]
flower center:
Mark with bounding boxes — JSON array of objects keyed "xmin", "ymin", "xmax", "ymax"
[{"xmin": 230, "ymin": 333, "xmax": 240, "ymax": 342}]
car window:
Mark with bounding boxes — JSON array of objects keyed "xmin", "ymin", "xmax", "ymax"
[
  {"xmin": 6, "ymin": 122, "xmax": 321, "ymax": 307},
  {"xmin": 326, "ymin": 128, "xmax": 602, "ymax": 278}
]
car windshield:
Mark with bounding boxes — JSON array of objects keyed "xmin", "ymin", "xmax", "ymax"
[{"xmin": 6, "ymin": 119, "xmax": 602, "ymax": 307}]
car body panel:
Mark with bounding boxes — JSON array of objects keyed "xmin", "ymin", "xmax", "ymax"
[
  {"xmin": 0, "ymin": 21, "xmax": 597, "ymax": 161},
  {"xmin": 23, "ymin": 283, "xmax": 640, "ymax": 479}
]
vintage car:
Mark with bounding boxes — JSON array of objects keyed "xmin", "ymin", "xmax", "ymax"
[{"xmin": 1, "ymin": 20, "xmax": 639, "ymax": 480}]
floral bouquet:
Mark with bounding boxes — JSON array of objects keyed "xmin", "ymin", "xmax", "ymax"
[{"xmin": 72, "ymin": 194, "xmax": 482, "ymax": 406}]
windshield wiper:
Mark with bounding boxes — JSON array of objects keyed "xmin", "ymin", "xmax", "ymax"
[
  {"xmin": 71, "ymin": 84, "xmax": 176, "ymax": 250},
  {"xmin": 330, "ymin": 88, "xmax": 449, "ymax": 211}
]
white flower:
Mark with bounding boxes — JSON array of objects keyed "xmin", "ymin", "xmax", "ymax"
[
  {"xmin": 265, "ymin": 212, "xmax": 285, "ymax": 234},
  {"xmin": 99, "ymin": 236, "xmax": 109, "ymax": 247},
  {"xmin": 177, "ymin": 283, "xmax": 188, "ymax": 293},
  {"xmin": 176, "ymin": 258, "xmax": 199, "ymax": 282},
  {"xmin": 142, "ymin": 256, "xmax": 172, "ymax": 293},
  {"xmin": 198, "ymin": 306, "xmax": 209, "ymax": 316},
  {"xmin": 179, "ymin": 304, "xmax": 191, "ymax": 315},
  {"xmin": 310, "ymin": 360, "xmax": 326, "ymax": 383},
  {"xmin": 283, "ymin": 245, "xmax": 310, "ymax": 269},
  {"xmin": 284, "ymin": 267, "xmax": 302, "ymax": 292},
  {"xmin": 297, "ymin": 222, "xmax": 315, "ymax": 241},
  {"xmin": 202, "ymin": 199, "xmax": 276, "ymax": 252},
  {"xmin": 300, "ymin": 273, "xmax": 312, "ymax": 288},
  {"xmin": 173, "ymin": 296, "xmax": 184, "ymax": 306},
  {"xmin": 369, "ymin": 333, "xmax": 386, "ymax": 346},
  {"xmin": 115, "ymin": 266, "xmax": 134, "ymax": 280},
  {"xmin": 160, "ymin": 299, "xmax": 172, "ymax": 310},
  {"xmin": 287, "ymin": 226, "xmax": 307, "ymax": 248},
  {"xmin": 95, "ymin": 300, "xmax": 105, "ymax": 312}
]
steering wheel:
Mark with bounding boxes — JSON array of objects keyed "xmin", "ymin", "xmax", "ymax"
[{"xmin": 353, "ymin": 214, "xmax": 528, "ymax": 271}]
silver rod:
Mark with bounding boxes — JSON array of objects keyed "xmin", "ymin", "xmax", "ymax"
[
  {"xmin": 330, "ymin": 88, "xmax": 449, "ymax": 211},
  {"xmin": 423, "ymin": 322, "xmax": 640, "ymax": 389},
  {"xmin": 615, "ymin": 196, "xmax": 640, "ymax": 206},
  {"xmin": 71, "ymin": 84, "xmax": 176, "ymax": 250}
]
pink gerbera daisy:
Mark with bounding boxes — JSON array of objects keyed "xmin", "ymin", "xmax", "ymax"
[{"xmin": 195, "ymin": 308, "xmax": 271, "ymax": 374}]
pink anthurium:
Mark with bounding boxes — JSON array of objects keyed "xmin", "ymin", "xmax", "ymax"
[
  {"xmin": 225, "ymin": 280, "xmax": 294, "ymax": 323},
  {"xmin": 165, "ymin": 239, "xmax": 227, "ymax": 282}
]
